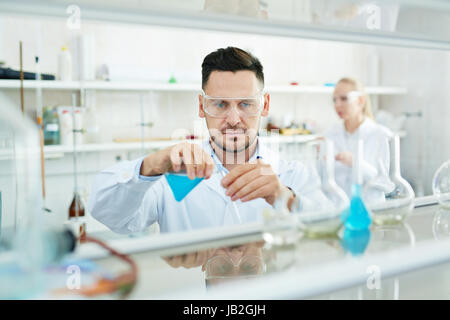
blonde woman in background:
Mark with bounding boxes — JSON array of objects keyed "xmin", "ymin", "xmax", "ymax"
[{"xmin": 325, "ymin": 77, "xmax": 393, "ymax": 198}]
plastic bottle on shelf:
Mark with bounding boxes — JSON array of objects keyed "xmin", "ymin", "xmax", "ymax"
[
  {"xmin": 59, "ymin": 109, "xmax": 73, "ymax": 145},
  {"xmin": 74, "ymin": 108, "xmax": 83, "ymax": 145},
  {"xmin": 57, "ymin": 46, "xmax": 72, "ymax": 81},
  {"xmin": 83, "ymin": 106, "xmax": 99, "ymax": 143}
]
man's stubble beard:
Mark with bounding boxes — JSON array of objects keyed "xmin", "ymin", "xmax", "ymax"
[{"xmin": 208, "ymin": 118, "xmax": 260, "ymax": 154}]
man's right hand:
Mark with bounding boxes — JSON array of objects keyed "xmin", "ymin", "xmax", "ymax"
[{"xmin": 140, "ymin": 142, "xmax": 215, "ymax": 180}]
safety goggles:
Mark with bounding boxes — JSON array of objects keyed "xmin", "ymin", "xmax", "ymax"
[
  {"xmin": 332, "ymin": 90, "xmax": 363, "ymax": 104},
  {"xmin": 204, "ymin": 255, "xmax": 266, "ymax": 279},
  {"xmin": 201, "ymin": 90, "xmax": 264, "ymax": 118}
]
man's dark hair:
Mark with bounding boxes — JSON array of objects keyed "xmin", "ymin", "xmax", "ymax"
[{"xmin": 201, "ymin": 47, "xmax": 264, "ymax": 89}]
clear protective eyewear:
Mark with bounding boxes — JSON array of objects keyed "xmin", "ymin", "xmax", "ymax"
[
  {"xmin": 204, "ymin": 255, "xmax": 266, "ymax": 279},
  {"xmin": 201, "ymin": 90, "xmax": 264, "ymax": 118},
  {"xmin": 332, "ymin": 90, "xmax": 362, "ymax": 105}
]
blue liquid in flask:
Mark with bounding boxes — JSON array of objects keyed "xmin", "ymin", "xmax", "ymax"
[
  {"xmin": 344, "ymin": 184, "xmax": 372, "ymax": 230},
  {"xmin": 165, "ymin": 173, "xmax": 203, "ymax": 202},
  {"xmin": 341, "ymin": 228, "xmax": 371, "ymax": 256}
]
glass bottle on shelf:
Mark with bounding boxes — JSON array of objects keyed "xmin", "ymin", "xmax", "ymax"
[
  {"xmin": 68, "ymin": 191, "xmax": 85, "ymax": 219},
  {"xmin": 43, "ymin": 106, "xmax": 60, "ymax": 145},
  {"xmin": 363, "ymin": 134, "xmax": 415, "ymax": 225},
  {"xmin": 67, "ymin": 191, "xmax": 86, "ymax": 240}
]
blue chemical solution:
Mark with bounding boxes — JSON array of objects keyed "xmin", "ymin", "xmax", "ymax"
[
  {"xmin": 165, "ymin": 173, "xmax": 204, "ymax": 201},
  {"xmin": 341, "ymin": 228, "xmax": 371, "ymax": 256},
  {"xmin": 344, "ymin": 184, "xmax": 372, "ymax": 230}
]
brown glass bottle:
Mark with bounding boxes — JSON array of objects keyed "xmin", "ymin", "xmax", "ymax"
[{"xmin": 69, "ymin": 192, "xmax": 85, "ymax": 219}]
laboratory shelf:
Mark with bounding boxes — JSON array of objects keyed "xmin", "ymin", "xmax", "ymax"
[
  {"xmin": 42, "ymin": 135, "xmax": 320, "ymax": 156},
  {"xmin": 1, "ymin": 0, "xmax": 450, "ymax": 51},
  {"xmin": 0, "ymin": 80, "xmax": 407, "ymax": 95},
  {"xmin": 42, "ymin": 132, "xmax": 407, "ymax": 157}
]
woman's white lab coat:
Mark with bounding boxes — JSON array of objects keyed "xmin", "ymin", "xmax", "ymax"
[
  {"xmin": 88, "ymin": 140, "xmax": 327, "ymax": 234},
  {"xmin": 325, "ymin": 117, "xmax": 393, "ymax": 199}
]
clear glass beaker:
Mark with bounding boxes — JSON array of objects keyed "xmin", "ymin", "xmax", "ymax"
[
  {"xmin": 363, "ymin": 134, "xmax": 415, "ymax": 225},
  {"xmin": 432, "ymin": 160, "xmax": 450, "ymax": 209},
  {"xmin": 293, "ymin": 139, "xmax": 349, "ymax": 238}
]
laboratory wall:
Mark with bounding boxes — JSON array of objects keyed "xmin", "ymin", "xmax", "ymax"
[{"xmin": 0, "ymin": 14, "xmax": 448, "ymax": 229}]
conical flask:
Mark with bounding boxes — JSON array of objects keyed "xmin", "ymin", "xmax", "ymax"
[
  {"xmin": 69, "ymin": 192, "xmax": 85, "ymax": 219},
  {"xmin": 363, "ymin": 134, "xmax": 415, "ymax": 225},
  {"xmin": 344, "ymin": 139, "xmax": 372, "ymax": 230},
  {"xmin": 294, "ymin": 138, "xmax": 349, "ymax": 237},
  {"xmin": 165, "ymin": 173, "xmax": 204, "ymax": 202}
]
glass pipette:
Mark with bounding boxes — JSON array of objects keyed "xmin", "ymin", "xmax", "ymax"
[{"xmin": 212, "ymin": 156, "xmax": 243, "ymax": 224}]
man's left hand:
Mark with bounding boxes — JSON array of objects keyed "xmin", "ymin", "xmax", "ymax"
[{"xmin": 221, "ymin": 159, "xmax": 291, "ymax": 206}]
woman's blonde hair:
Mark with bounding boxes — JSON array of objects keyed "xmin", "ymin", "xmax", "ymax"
[{"xmin": 337, "ymin": 77, "xmax": 374, "ymax": 119}]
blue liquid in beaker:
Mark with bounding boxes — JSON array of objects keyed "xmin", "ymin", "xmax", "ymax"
[{"xmin": 165, "ymin": 173, "xmax": 203, "ymax": 202}]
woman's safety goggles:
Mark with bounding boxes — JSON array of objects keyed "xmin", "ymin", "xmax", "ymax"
[
  {"xmin": 201, "ymin": 90, "xmax": 264, "ymax": 118},
  {"xmin": 332, "ymin": 90, "xmax": 362, "ymax": 104}
]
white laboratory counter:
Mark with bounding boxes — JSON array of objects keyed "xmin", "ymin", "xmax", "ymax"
[{"xmin": 66, "ymin": 198, "xmax": 450, "ymax": 300}]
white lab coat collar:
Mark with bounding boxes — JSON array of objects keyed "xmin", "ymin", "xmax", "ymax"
[{"xmin": 343, "ymin": 117, "xmax": 376, "ymax": 139}]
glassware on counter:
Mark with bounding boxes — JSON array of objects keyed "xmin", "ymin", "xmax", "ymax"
[
  {"xmin": 345, "ymin": 139, "xmax": 372, "ymax": 231},
  {"xmin": 293, "ymin": 139, "xmax": 349, "ymax": 238},
  {"xmin": 363, "ymin": 134, "xmax": 415, "ymax": 225},
  {"xmin": 432, "ymin": 208, "xmax": 450, "ymax": 241},
  {"xmin": 0, "ymin": 102, "xmax": 76, "ymax": 298},
  {"xmin": 432, "ymin": 160, "xmax": 450, "ymax": 209}
]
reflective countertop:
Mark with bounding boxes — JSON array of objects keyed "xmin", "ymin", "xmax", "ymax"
[{"xmin": 74, "ymin": 202, "xmax": 450, "ymax": 299}]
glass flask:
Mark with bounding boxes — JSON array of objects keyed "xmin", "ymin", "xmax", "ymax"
[
  {"xmin": 432, "ymin": 208, "xmax": 450, "ymax": 241},
  {"xmin": 293, "ymin": 139, "xmax": 349, "ymax": 238},
  {"xmin": 0, "ymin": 102, "xmax": 75, "ymax": 298},
  {"xmin": 363, "ymin": 134, "xmax": 415, "ymax": 225},
  {"xmin": 344, "ymin": 139, "xmax": 372, "ymax": 230},
  {"xmin": 432, "ymin": 160, "xmax": 450, "ymax": 209}
]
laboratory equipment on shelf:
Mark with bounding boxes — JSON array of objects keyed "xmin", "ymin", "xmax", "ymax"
[
  {"xmin": 43, "ymin": 106, "xmax": 60, "ymax": 145},
  {"xmin": 57, "ymin": 46, "xmax": 72, "ymax": 81},
  {"xmin": 345, "ymin": 139, "xmax": 372, "ymax": 230},
  {"xmin": 65, "ymin": 95, "xmax": 86, "ymax": 239},
  {"xmin": 432, "ymin": 160, "xmax": 450, "ymax": 209},
  {"xmin": 293, "ymin": 139, "xmax": 349, "ymax": 238},
  {"xmin": 363, "ymin": 134, "xmax": 415, "ymax": 225}
]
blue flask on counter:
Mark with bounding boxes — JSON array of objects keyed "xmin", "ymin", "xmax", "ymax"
[
  {"xmin": 342, "ymin": 139, "xmax": 372, "ymax": 230},
  {"xmin": 341, "ymin": 227, "xmax": 371, "ymax": 256}
]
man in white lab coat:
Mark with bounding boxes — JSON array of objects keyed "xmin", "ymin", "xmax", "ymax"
[{"xmin": 88, "ymin": 47, "xmax": 323, "ymax": 234}]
